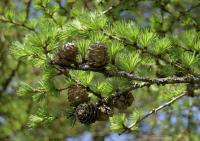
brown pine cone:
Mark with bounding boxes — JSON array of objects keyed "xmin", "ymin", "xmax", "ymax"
[
  {"xmin": 54, "ymin": 43, "xmax": 78, "ymax": 67},
  {"xmin": 68, "ymin": 84, "xmax": 90, "ymax": 107},
  {"xmin": 97, "ymin": 104, "xmax": 113, "ymax": 121},
  {"xmin": 88, "ymin": 42, "xmax": 108, "ymax": 68},
  {"xmin": 112, "ymin": 92, "xmax": 134, "ymax": 110},
  {"xmin": 75, "ymin": 103, "xmax": 98, "ymax": 124}
]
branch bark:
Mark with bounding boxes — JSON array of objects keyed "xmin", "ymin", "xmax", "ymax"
[{"xmin": 52, "ymin": 63, "xmax": 200, "ymax": 85}]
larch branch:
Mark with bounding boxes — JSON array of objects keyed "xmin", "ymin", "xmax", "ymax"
[{"xmin": 120, "ymin": 92, "xmax": 187, "ymax": 134}]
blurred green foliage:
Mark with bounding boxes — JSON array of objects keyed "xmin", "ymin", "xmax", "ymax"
[{"xmin": 0, "ymin": 0, "xmax": 200, "ymax": 141}]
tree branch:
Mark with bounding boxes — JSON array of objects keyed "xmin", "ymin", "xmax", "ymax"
[
  {"xmin": 108, "ymin": 70, "xmax": 200, "ymax": 83},
  {"xmin": 104, "ymin": 32, "xmax": 196, "ymax": 75},
  {"xmin": 113, "ymin": 74, "xmax": 200, "ymax": 98},
  {"xmin": 25, "ymin": 0, "xmax": 32, "ymax": 20},
  {"xmin": 51, "ymin": 62, "xmax": 200, "ymax": 98},
  {"xmin": 51, "ymin": 62, "xmax": 200, "ymax": 85},
  {"xmin": 57, "ymin": 0, "xmax": 69, "ymax": 15},
  {"xmin": 114, "ymin": 71, "xmax": 200, "ymax": 84},
  {"xmin": 0, "ymin": 18, "xmax": 35, "ymax": 31},
  {"xmin": 120, "ymin": 92, "xmax": 187, "ymax": 134},
  {"xmin": 53, "ymin": 66, "xmax": 103, "ymax": 99},
  {"xmin": 0, "ymin": 61, "xmax": 21, "ymax": 96}
]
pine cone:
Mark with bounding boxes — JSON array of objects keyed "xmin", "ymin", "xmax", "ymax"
[
  {"xmin": 75, "ymin": 103, "xmax": 98, "ymax": 124},
  {"xmin": 68, "ymin": 84, "xmax": 90, "ymax": 107},
  {"xmin": 88, "ymin": 42, "xmax": 108, "ymax": 68},
  {"xmin": 97, "ymin": 104, "xmax": 113, "ymax": 121},
  {"xmin": 54, "ymin": 43, "xmax": 78, "ymax": 67},
  {"xmin": 112, "ymin": 92, "xmax": 134, "ymax": 110}
]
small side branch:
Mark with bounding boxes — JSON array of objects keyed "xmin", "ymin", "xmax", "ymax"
[
  {"xmin": 104, "ymin": 32, "xmax": 195, "ymax": 75},
  {"xmin": 120, "ymin": 92, "xmax": 187, "ymax": 134},
  {"xmin": 0, "ymin": 61, "xmax": 21, "ymax": 96},
  {"xmin": 0, "ymin": 18, "xmax": 35, "ymax": 31},
  {"xmin": 57, "ymin": 0, "xmax": 69, "ymax": 15},
  {"xmin": 54, "ymin": 66, "xmax": 103, "ymax": 99},
  {"xmin": 25, "ymin": 0, "xmax": 32, "ymax": 20}
]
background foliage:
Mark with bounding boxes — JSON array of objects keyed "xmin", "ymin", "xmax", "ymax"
[{"xmin": 0, "ymin": 0, "xmax": 200, "ymax": 141}]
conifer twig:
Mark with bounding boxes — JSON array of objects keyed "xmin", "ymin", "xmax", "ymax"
[
  {"xmin": 111, "ymin": 71, "xmax": 200, "ymax": 84},
  {"xmin": 0, "ymin": 18, "xmax": 35, "ymax": 31},
  {"xmin": 53, "ymin": 63, "xmax": 200, "ymax": 85},
  {"xmin": 57, "ymin": 0, "xmax": 69, "ymax": 15},
  {"xmin": 53, "ymin": 65, "xmax": 103, "ymax": 99},
  {"xmin": 114, "ymin": 75, "xmax": 200, "ymax": 97},
  {"xmin": 25, "ymin": 0, "xmax": 32, "ymax": 20},
  {"xmin": 51, "ymin": 62, "xmax": 200, "ymax": 96},
  {"xmin": 0, "ymin": 61, "xmax": 21, "ymax": 96},
  {"xmin": 120, "ymin": 92, "xmax": 187, "ymax": 135},
  {"xmin": 104, "ymin": 32, "xmax": 195, "ymax": 75}
]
